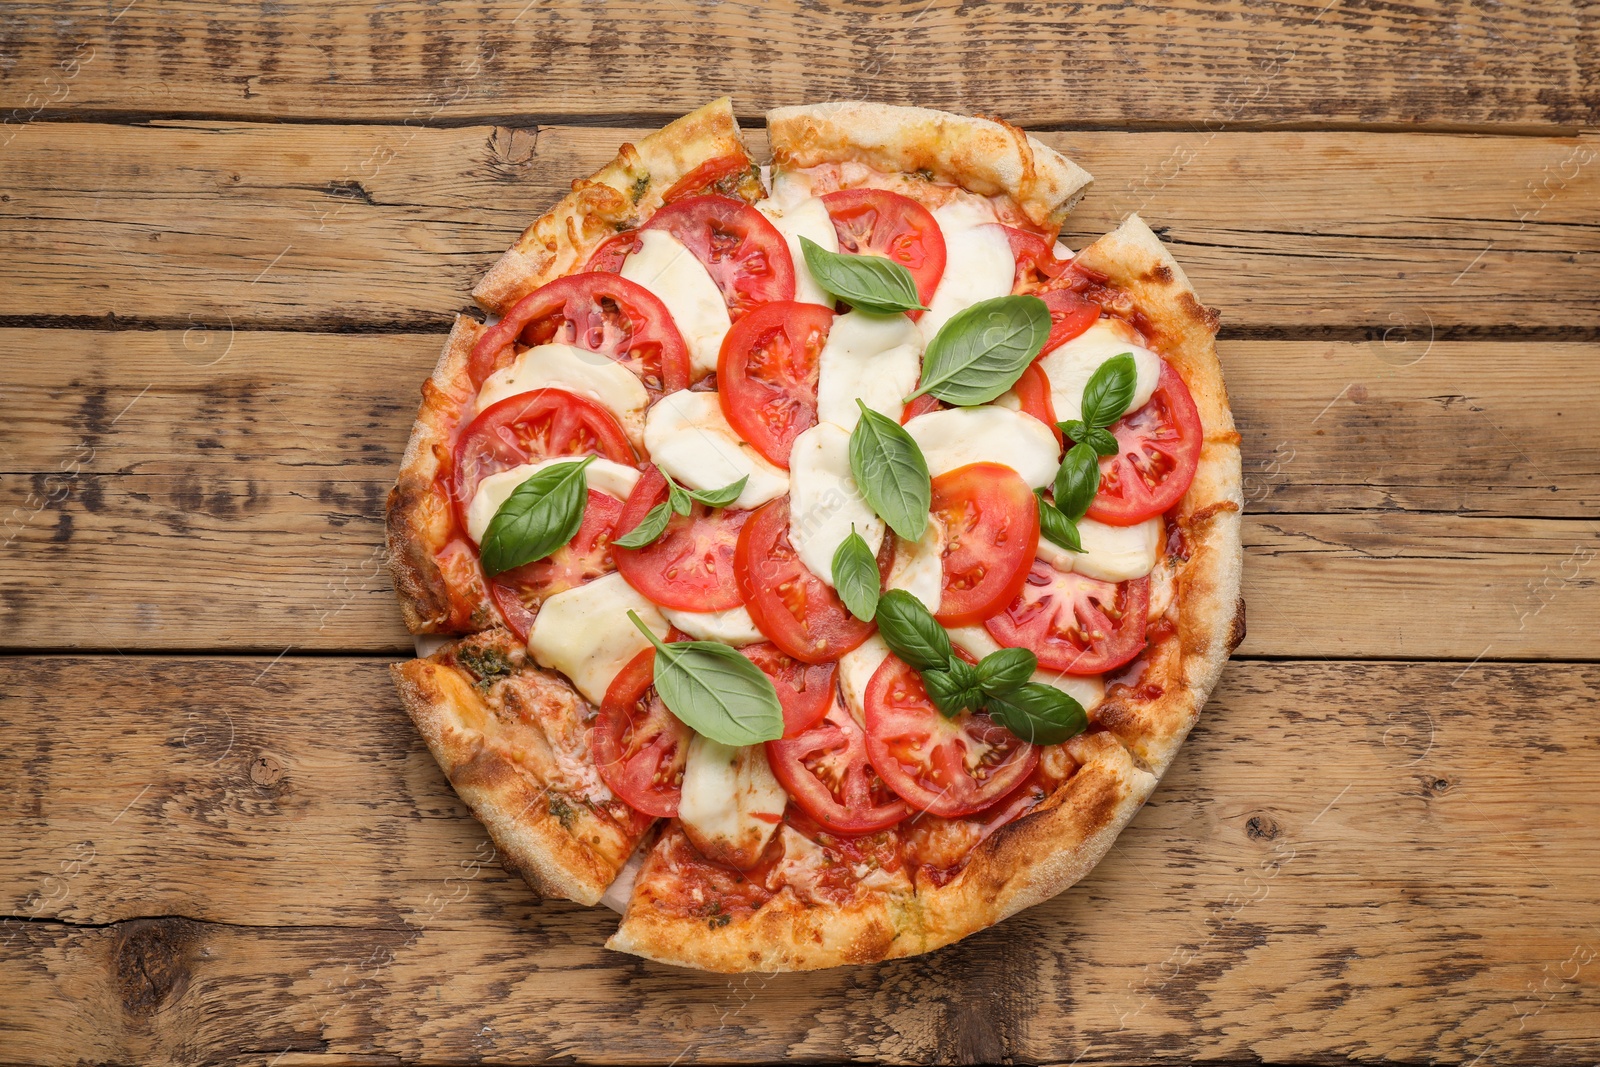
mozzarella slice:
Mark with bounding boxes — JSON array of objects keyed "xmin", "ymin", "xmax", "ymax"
[
  {"xmin": 886, "ymin": 522, "xmax": 944, "ymax": 613},
  {"xmin": 903, "ymin": 406, "xmax": 1060, "ymax": 488},
  {"xmin": 757, "ymin": 194, "xmax": 839, "ymax": 308},
  {"xmin": 815, "ymin": 310, "xmax": 924, "ymax": 430},
  {"xmin": 946, "ymin": 625, "xmax": 1104, "ymax": 712},
  {"xmin": 642, "ymin": 390, "xmax": 788, "ymax": 509},
  {"xmin": 465, "ymin": 458, "xmax": 640, "ymax": 544},
  {"xmin": 1039, "ymin": 318, "xmax": 1161, "ymax": 424},
  {"xmin": 677, "ymin": 736, "xmax": 787, "ymax": 870},
  {"xmin": 787, "ymin": 421, "xmax": 884, "ymax": 588},
  {"xmin": 838, "ymin": 633, "xmax": 890, "ymax": 726},
  {"xmin": 659, "ymin": 604, "xmax": 766, "ymax": 647},
  {"xmin": 917, "ymin": 196, "xmax": 1016, "ymax": 343},
  {"xmin": 475, "ymin": 343, "xmax": 650, "ymax": 445},
  {"xmin": 1035, "ymin": 515, "xmax": 1163, "ymax": 582},
  {"xmin": 620, "ymin": 229, "xmax": 730, "ymax": 379},
  {"xmin": 527, "ymin": 573, "xmax": 667, "ymax": 705}
]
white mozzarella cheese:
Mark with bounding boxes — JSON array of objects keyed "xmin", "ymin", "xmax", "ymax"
[
  {"xmin": 527, "ymin": 572, "xmax": 668, "ymax": 705},
  {"xmin": 474, "ymin": 342, "xmax": 651, "ymax": 445},
  {"xmin": 620, "ymin": 229, "xmax": 731, "ymax": 379},
  {"xmin": 946, "ymin": 625, "xmax": 1104, "ymax": 712},
  {"xmin": 465, "ymin": 457, "xmax": 641, "ymax": 544},
  {"xmin": 886, "ymin": 521, "xmax": 945, "ymax": 613},
  {"xmin": 756, "ymin": 194, "xmax": 839, "ymax": 308},
  {"xmin": 917, "ymin": 196, "xmax": 1016, "ymax": 344},
  {"xmin": 903, "ymin": 406, "xmax": 1060, "ymax": 488},
  {"xmin": 787, "ymin": 421, "xmax": 884, "ymax": 588},
  {"xmin": 838, "ymin": 633, "xmax": 891, "ymax": 726},
  {"xmin": 642, "ymin": 390, "xmax": 788, "ymax": 509},
  {"xmin": 815, "ymin": 310, "xmax": 924, "ymax": 430},
  {"xmin": 1039, "ymin": 317, "xmax": 1161, "ymax": 425},
  {"xmin": 1035, "ymin": 515, "xmax": 1162, "ymax": 583},
  {"xmin": 659, "ymin": 604, "xmax": 766, "ymax": 647},
  {"xmin": 677, "ymin": 735, "xmax": 788, "ymax": 870}
]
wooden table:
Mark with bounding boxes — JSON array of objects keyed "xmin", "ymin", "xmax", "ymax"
[{"xmin": 2, "ymin": 3, "xmax": 1596, "ymax": 1064}]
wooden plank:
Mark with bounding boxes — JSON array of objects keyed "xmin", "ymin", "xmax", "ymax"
[
  {"xmin": 2, "ymin": 657, "xmax": 1596, "ymax": 1065},
  {"xmin": 3, "ymin": 329, "xmax": 1597, "ymax": 655},
  {"xmin": 0, "ymin": 1, "xmax": 1590, "ymax": 130},
  {"xmin": 1, "ymin": 123, "xmax": 1596, "ymax": 331}
]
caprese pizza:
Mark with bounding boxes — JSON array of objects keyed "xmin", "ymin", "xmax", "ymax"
[{"xmin": 386, "ymin": 99, "xmax": 1244, "ymax": 972}]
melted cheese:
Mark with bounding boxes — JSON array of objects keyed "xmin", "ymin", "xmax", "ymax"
[
  {"xmin": 642, "ymin": 390, "xmax": 788, "ymax": 509},
  {"xmin": 756, "ymin": 193, "xmax": 838, "ymax": 308},
  {"xmin": 1034, "ymin": 515, "xmax": 1163, "ymax": 582},
  {"xmin": 946, "ymin": 625, "xmax": 1105, "ymax": 712},
  {"xmin": 475, "ymin": 343, "xmax": 650, "ymax": 445},
  {"xmin": 903, "ymin": 406, "xmax": 1060, "ymax": 488},
  {"xmin": 838, "ymin": 633, "xmax": 891, "ymax": 726},
  {"xmin": 886, "ymin": 522, "xmax": 945, "ymax": 613},
  {"xmin": 464, "ymin": 458, "xmax": 640, "ymax": 544},
  {"xmin": 526, "ymin": 573, "xmax": 667, "ymax": 705},
  {"xmin": 1039, "ymin": 318, "xmax": 1161, "ymax": 424},
  {"xmin": 620, "ymin": 229, "xmax": 730, "ymax": 379},
  {"xmin": 787, "ymin": 421, "xmax": 884, "ymax": 588},
  {"xmin": 815, "ymin": 310, "xmax": 924, "ymax": 430},
  {"xmin": 917, "ymin": 196, "xmax": 1015, "ymax": 343},
  {"xmin": 677, "ymin": 736, "xmax": 787, "ymax": 870},
  {"xmin": 658, "ymin": 604, "xmax": 766, "ymax": 647}
]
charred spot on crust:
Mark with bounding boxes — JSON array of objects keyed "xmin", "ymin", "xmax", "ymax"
[
  {"xmin": 1177, "ymin": 290, "xmax": 1222, "ymax": 333},
  {"xmin": 1150, "ymin": 263, "xmax": 1174, "ymax": 284},
  {"xmin": 1228, "ymin": 598, "xmax": 1248, "ymax": 651}
]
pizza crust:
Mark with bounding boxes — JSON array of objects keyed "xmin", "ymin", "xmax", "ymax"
[
  {"xmin": 473, "ymin": 96, "xmax": 755, "ymax": 314},
  {"xmin": 766, "ymin": 101, "xmax": 1093, "ymax": 231}
]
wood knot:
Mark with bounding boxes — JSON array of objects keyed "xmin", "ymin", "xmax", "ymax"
[
  {"xmin": 249, "ymin": 754, "xmax": 285, "ymax": 789},
  {"xmin": 1423, "ymin": 776, "xmax": 1451, "ymax": 796},
  {"xmin": 1245, "ymin": 814, "xmax": 1281, "ymax": 841},
  {"xmin": 114, "ymin": 917, "xmax": 198, "ymax": 1017}
]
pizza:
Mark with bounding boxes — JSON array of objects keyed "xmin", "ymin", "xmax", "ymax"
[{"xmin": 385, "ymin": 98, "xmax": 1245, "ymax": 972}]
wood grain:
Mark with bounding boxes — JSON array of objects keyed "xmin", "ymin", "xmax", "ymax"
[
  {"xmin": 1, "ymin": 123, "xmax": 1596, "ymax": 331},
  {"xmin": 3, "ymin": 656, "xmax": 1596, "ymax": 1064},
  {"xmin": 0, "ymin": 1, "xmax": 1591, "ymax": 130}
]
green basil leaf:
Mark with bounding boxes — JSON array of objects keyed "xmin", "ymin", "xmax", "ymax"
[
  {"xmin": 628, "ymin": 612, "xmax": 784, "ymax": 746},
  {"xmin": 800, "ymin": 236, "xmax": 927, "ymax": 314},
  {"xmin": 1081, "ymin": 353, "xmax": 1138, "ymax": 429},
  {"xmin": 874, "ymin": 589, "xmax": 953, "ymax": 673},
  {"xmin": 612, "ymin": 500, "xmax": 672, "ymax": 549},
  {"xmin": 665, "ymin": 472, "xmax": 693, "ymax": 517},
  {"xmin": 1059, "ymin": 419, "xmax": 1089, "ymax": 445},
  {"xmin": 984, "ymin": 682, "xmax": 1087, "ymax": 745},
  {"xmin": 923, "ymin": 659, "xmax": 982, "ymax": 718},
  {"xmin": 975, "ymin": 647, "xmax": 1038, "ymax": 697},
  {"xmin": 907, "ymin": 295, "xmax": 1051, "ymax": 406},
  {"xmin": 681, "ymin": 475, "xmax": 748, "ymax": 509},
  {"xmin": 1036, "ymin": 491, "xmax": 1084, "ymax": 553},
  {"xmin": 848, "ymin": 399, "xmax": 930, "ymax": 541},
  {"xmin": 1053, "ymin": 442, "xmax": 1101, "ymax": 522},
  {"xmin": 831, "ymin": 525, "xmax": 882, "ymax": 622},
  {"xmin": 1087, "ymin": 427, "xmax": 1120, "ymax": 457},
  {"xmin": 478, "ymin": 457, "xmax": 594, "ymax": 576}
]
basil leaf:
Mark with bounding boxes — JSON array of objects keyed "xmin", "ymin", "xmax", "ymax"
[
  {"xmin": 1087, "ymin": 427, "xmax": 1120, "ymax": 457},
  {"xmin": 800, "ymin": 236, "xmax": 927, "ymax": 314},
  {"xmin": 985, "ymin": 682, "xmax": 1087, "ymax": 745},
  {"xmin": 1081, "ymin": 353, "xmax": 1138, "ymax": 429},
  {"xmin": 665, "ymin": 472, "xmax": 693, "ymax": 517},
  {"xmin": 923, "ymin": 659, "xmax": 982, "ymax": 718},
  {"xmin": 1053, "ymin": 442, "xmax": 1101, "ymax": 522},
  {"xmin": 628, "ymin": 612, "xmax": 784, "ymax": 746},
  {"xmin": 681, "ymin": 475, "xmax": 748, "ymax": 509},
  {"xmin": 831, "ymin": 525, "xmax": 881, "ymax": 622},
  {"xmin": 478, "ymin": 456, "xmax": 594, "ymax": 577},
  {"xmin": 1036, "ymin": 490, "xmax": 1084, "ymax": 553},
  {"xmin": 907, "ymin": 295, "xmax": 1051, "ymax": 406},
  {"xmin": 613, "ymin": 500, "xmax": 672, "ymax": 549},
  {"xmin": 874, "ymin": 589, "xmax": 953, "ymax": 673},
  {"xmin": 975, "ymin": 647, "xmax": 1037, "ymax": 697},
  {"xmin": 848, "ymin": 399, "xmax": 930, "ymax": 541},
  {"xmin": 1059, "ymin": 419, "xmax": 1089, "ymax": 445}
]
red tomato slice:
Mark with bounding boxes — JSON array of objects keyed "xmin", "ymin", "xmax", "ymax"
[
  {"xmin": 468, "ymin": 272, "xmax": 691, "ymax": 394},
  {"xmin": 985, "ymin": 560, "xmax": 1151, "ymax": 675},
  {"xmin": 822, "ymin": 188, "xmax": 946, "ymax": 312},
  {"xmin": 930, "ymin": 463, "xmax": 1041, "ymax": 627},
  {"xmin": 584, "ymin": 231, "xmax": 639, "ymax": 274},
  {"xmin": 766, "ymin": 694, "xmax": 910, "ymax": 833},
  {"xmin": 594, "ymin": 648, "xmax": 691, "ymax": 819},
  {"xmin": 449, "ymin": 388, "xmax": 635, "ymax": 532},
  {"xmin": 1010, "ymin": 362, "xmax": 1062, "ymax": 448},
  {"xmin": 742, "ymin": 642, "xmax": 837, "ymax": 738},
  {"xmin": 1005, "ymin": 226, "xmax": 1067, "ymax": 292},
  {"xmin": 1039, "ymin": 289, "xmax": 1103, "ymax": 356},
  {"xmin": 660, "ymin": 153, "xmax": 754, "ymax": 203},
  {"xmin": 900, "ymin": 393, "xmax": 944, "ymax": 423},
  {"xmin": 1087, "ymin": 361, "xmax": 1204, "ymax": 526},
  {"xmin": 734, "ymin": 497, "xmax": 875, "ymax": 664},
  {"xmin": 612, "ymin": 466, "xmax": 748, "ymax": 612},
  {"xmin": 642, "ymin": 194, "xmax": 795, "ymax": 317},
  {"xmin": 717, "ymin": 300, "xmax": 833, "ymax": 467},
  {"xmin": 863, "ymin": 654, "xmax": 1038, "ymax": 817},
  {"xmin": 488, "ymin": 489, "xmax": 622, "ymax": 641}
]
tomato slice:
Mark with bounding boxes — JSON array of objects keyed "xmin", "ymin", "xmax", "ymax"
[
  {"xmin": 766, "ymin": 694, "xmax": 910, "ymax": 833},
  {"xmin": 822, "ymin": 188, "xmax": 947, "ymax": 312},
  {"xmin": 612, "ymin": 466, "xmax": 748, "ymax": 612},
  {"xmin": 900, "ymin": 393, "xmax": 944, "ymax": 423},
  {"xmin": 930, "ymin": 463, "xmax": 1041, "ymax": 627},
  {"xmin": 985, "ymin": 560, "xmax": 1151, "ymax": 675},
  {"xmin": 1087, "ymin": 361, "xmax": 1204, "ymax": 526},
  {"xmin": 717, "ymin": 300, "xmax": 833, "ymax": 467},
  {"xmin": 1039, "ymin": 289, "xmax": 1103, "ymax": 356},
  {"xmin": 468, "ymin": 272, "xmax": 691, "ymax": 394},
  {"xmin": 742, "ymin": 642, "xmax": 837, "ymax": 738},
  {"xmin": 449, "ymin": 388, "xmax": 635, "ymax": 531},
  {"xmin": 734, "ymin": 497, "xmax": 875, "ymax": 664},
  {"xmin": 863, "ymin": 654, "xmax": 1038, "ymax": 817},
  {"xmin": 595, "ymin": 648, "xmax": 691, "ymax": 819},
  {"xmin": 488, "ymin": 489, "xmax": 622, "ymax": 641},
  {"xmin": 584, "ymin": 231, "xmax": 639, "ymax": 274},
  {"xmin": 1010, "ymin": 362, "xmax": 1062, "ymax": 448},
  {"xmin": 1005, "ymin": 226, "xmax": 1067, "ymax": 292},
  {"xmin": 642, "ymin": 194, "xmax": 796, "ymax": 317},
  {"xmin": 660, "ymin": 153, "xmax": 755, "ymax": 203}
]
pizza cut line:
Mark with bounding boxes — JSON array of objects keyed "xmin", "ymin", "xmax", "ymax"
[{"xmin": 386, "ymin": 98, "xmax": 1245, "ymax": 972}]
